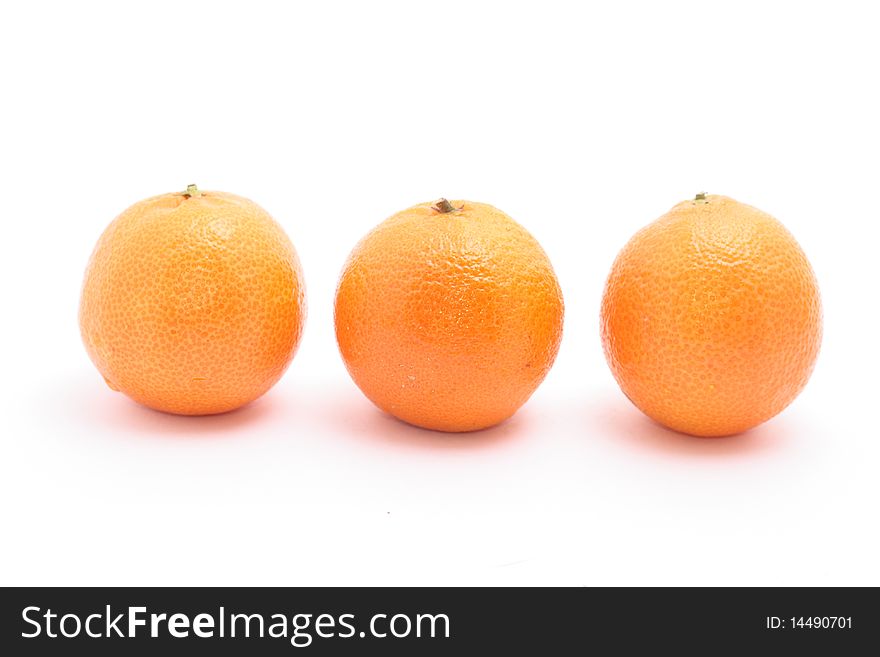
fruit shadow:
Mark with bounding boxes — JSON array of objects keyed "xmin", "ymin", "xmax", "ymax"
[
  {"xmin": 61, "ymin": 376, "xmax": 281, "ymax": 440},
  {"xmin": 589, "ymin": 391, "xmax": 795, "ymax": 457},
  {"xmin": 318, "ymin": 386, "xmax": 531, "ymax": 451}
]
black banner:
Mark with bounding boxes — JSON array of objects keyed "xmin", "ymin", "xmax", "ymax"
[{"xmin": 0, "ymin": 587, "xmax": 875, "ymax": 654}]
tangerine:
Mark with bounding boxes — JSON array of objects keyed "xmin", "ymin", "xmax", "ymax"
[
  {"xmin": 79, "ymin": 185, "xmax": 306, "ymax": 415},
  {"xmin": 601, "ymin": 193, "xmax": 822, "ymax": 436},
  {"xmin": 335, "ymin": 199, "xmax": 564, "ymax": 432}
]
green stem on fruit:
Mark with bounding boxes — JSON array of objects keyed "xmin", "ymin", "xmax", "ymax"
[
  {"xmin": 184, "ymin": 184, "xmax": 201, "ymax": 198},
  {"xmin": 695, "ymin": 191, "xmax": 708, "ymax": 202},
  {"xmin": 432, "ymin": 198, "xmax": 462, "ymax": 213}
]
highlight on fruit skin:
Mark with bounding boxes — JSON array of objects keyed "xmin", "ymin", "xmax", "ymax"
[
  {"xmin": 79, "ymin": 184, "xmax": 306, "ymax": 415},
  {"xmin": 334, "ymin": 198, "xmax": 564, "ymax": 432},
  {"xmin": 600, "ymin": 193, "xmax": 822, "ymax": 437}
]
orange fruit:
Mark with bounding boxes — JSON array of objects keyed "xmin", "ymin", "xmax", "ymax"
[
  {"xmin": 334, "ymin": 199, "xmax": 564, "ymax": 432},
  {"xmin": 79, "ymin": 185, "xmax": 306, "ymax": 415},
  {"xmin": 601, "ymin": 193, "xmax": 822, "ymax": 437}
]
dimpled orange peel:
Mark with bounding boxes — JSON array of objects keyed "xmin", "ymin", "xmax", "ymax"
[
  {"xmin": 601, "ymin": 193, "xmax": 822, "ymax": 437},
  {"xmin": 334, "ymin": 198, "xmax": 564, "ymax": 432},
  {"xmin": 79, "ymin": 184, "xmax": 306, "ymax": 415}
]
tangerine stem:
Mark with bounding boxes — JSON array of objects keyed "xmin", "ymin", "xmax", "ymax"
[
  {"xmin": 184, "ymin": 184, "xmax": 201, "ymax": 198},
  {"xmin": 695, "ymin": 191, "xmax": 708, "ymax": 201},
  {"xmin": 432, "ymin": 198, "xmax": 461, "ymax": 213}
]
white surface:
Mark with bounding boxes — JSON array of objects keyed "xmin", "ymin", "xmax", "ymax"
[{"xmin": 1, "ymin": 0, "xmax": 878, "ymax": 586}]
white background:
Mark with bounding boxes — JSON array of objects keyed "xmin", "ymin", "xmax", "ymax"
[{"xmin": 1, "ymin": 1, "xmax": 878, "ymax": 586}]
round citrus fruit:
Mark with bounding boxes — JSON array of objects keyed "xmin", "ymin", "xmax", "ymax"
[
  {"xmin": 79, "ymin": 185, "xmax": 306, "ymax": 415},
  {"xmin": 601, "ymin": 193, "xmax": 822, "ymax": 437},
  {"xmin": 334, "ymin": 198, "xmax": 564, "ymax": 432}
]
